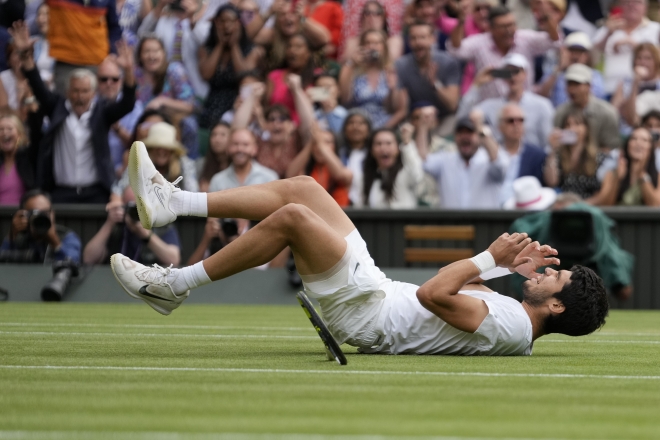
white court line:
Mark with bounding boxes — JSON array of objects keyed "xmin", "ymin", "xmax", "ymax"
[
  {"xmin": 2, "ymin": 331, "xmax": 659, "ymax": 344},
  {"xmin": 0, "ymin": 431, "xmax": 575, "ymax": 440},
  {"xmin": 1, "ymin": 365, "xmax": 659, "ymax": 381},
  {"xmin": 0, "ymin": 323, "xmax": 312, "ymax": 331},
  {"xmin": 0, "ymin": 331, "xmax": 317, "ymax": 340}
]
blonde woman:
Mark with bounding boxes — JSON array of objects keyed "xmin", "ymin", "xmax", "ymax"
[
  {"xmin": 0, "ymin": 113, "xmax": 37, "ymax": 205},
  {"xmin": 338, "ymin": 29, "xmax": 406, "ymax": 129}
]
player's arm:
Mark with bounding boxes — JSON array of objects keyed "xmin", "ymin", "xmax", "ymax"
[{"xmin": 416, "ymin": 233, "xmax": 532, "ymax": 333}]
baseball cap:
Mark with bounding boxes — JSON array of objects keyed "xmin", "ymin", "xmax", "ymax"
[
  {"xmin": 565, "ymin": 63, "xmax": 593, "ymax": 84},
  {"xmin": 564, "ymin": 32, "xmax": 593, "ymax": 51},
  {"xmin": 501, "ymin": 53, "xmax": 530, "ymax": 72},
  {"xmin": 455, "ymin": 117, "xmax": 476, "ymax": 132}
]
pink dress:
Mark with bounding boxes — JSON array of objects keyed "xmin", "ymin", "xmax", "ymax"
[
  {"xmin": 437, "ymin": 14, "xmax": 483, "ymax": 94},
  {"xmin": 0, "ymin": 162, "xmax": 26, "ymax": 206},
  {"xmin": 268, "ymin": 69, "xmax": 299, "ymax": 124}
]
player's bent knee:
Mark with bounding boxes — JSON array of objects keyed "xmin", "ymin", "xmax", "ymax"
[{"xmin": 273, "ymin": 203, "xmax": 314, "ymax": 229}]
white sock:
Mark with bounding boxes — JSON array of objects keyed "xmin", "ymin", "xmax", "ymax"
[
  {"xmin": 168, "ymin": 261, "xmax": 212, "ymax": 294},
  {"xmin": 170, "ymin": 191, "xmax": 208, "ymax": 217}
]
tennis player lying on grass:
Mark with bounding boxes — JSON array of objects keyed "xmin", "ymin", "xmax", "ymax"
[{"xmin": 111, "ymin": 141, "xmax": 609, "ymax": 356}]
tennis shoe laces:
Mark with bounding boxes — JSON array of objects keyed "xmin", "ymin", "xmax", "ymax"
[
  {"xmin": 128, "ymin": 141, "xmax": 181, "ymax": 229},
  {"xmin": 110, "ymin": 253, "xmax": 189, "ymax": 315}
]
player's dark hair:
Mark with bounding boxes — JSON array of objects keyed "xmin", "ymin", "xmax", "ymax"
[
  {"xmin": 488, "ymin": 6, "xmax": 511, "ymax": 25},
  {"xmin": 543, "ymin": 265, "xmax": 608, "ymax": 336}
]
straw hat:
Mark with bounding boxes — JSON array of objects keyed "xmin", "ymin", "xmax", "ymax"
[
  {"xmin": 141, "ymin": 122, "xmax": 187, "ymax": 156},
  {"xmin": 504, "ymin": 176, "xmax": 557, "ymax": 211}
]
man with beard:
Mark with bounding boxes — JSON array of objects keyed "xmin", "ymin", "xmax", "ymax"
[
  {"xmin": 395, "ymin": 21, "xmax": 461, "ymax": 136},
  {"xmin": 422, "ymin": 115, "xmax": 506, "ymax": 209},
  {"xmin": 110, "ymin": 140, "xmax": 609, "ymax": 355}
]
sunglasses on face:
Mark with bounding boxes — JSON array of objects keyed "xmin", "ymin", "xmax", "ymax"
[
  {"xmin": 504, "ymin": 117, "xmax": 525, "ymax": 124},
  {"xmin": 98, "ymin": 76, "xmax": 120, "ymax": 83}
]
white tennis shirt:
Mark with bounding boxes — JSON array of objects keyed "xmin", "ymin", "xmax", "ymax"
[{"xmin": 361, "ymin": 283, "xmax": 534, "ymax": 356}]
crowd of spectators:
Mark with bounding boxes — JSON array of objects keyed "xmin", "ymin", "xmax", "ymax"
[{"xmin": 2, "ymin": 0, "xmax": 660, "ymax": 266}]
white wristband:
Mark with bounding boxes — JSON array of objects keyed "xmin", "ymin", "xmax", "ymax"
[
  {"xmin": 470, "ymin": 251, "xmax": 496, "ymax": 274},
  {"xmin": 480, "ymin": 266, "xmax": 512, "ymax": 280}
]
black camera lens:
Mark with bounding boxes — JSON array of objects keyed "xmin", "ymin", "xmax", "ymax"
[
  {"xmin": 221, "ymin": 218, "xmax": 239, "ymax": 237},
  {"xmin": 125, "ymin": 201, "xmax": 141, "ymax": 222},
  {"xmin": 29, "ymin": 210, "xmax": 52, "ymax": 237}
]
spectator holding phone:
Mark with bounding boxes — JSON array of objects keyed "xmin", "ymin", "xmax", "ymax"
[
  {"xmin": 611, "ymin": 43, "xmax": 660, "ymax": 130},
  {"xmin": 592, "ymin": 0, "xmax": 660, "ymax": 96},
  {"xmin": 311, "ymin": 72, "xmax": 347, "ymax": 136},
  {"xmin": 595, "ymin": 127, "xmax": 660, "ymax": 207},
  {"xmin": 83, "ymin": 186, "xmax": 181, "ymax": 266},
  {"xmin": 198, "ymin": 4, "xmax": 263, "ymax": 129},
  {"xmin": 286, "ymin": 124, "xmax": 352, "ymax": 206},
  {"xmin": 537, "ymin": 32, "xmax": 606, "ymax": 108},
  {"xmin": 545, "ymin": 109, "xmax": 605, "ymax": 202}
]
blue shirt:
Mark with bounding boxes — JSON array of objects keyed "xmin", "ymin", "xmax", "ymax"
[
  {"xmin": 542, "ymin": 69, "xmax": 606, "ymax": 108},
  {"xmin": 1, "ymin": 230, "xmax": 81, "ymax": 264}
]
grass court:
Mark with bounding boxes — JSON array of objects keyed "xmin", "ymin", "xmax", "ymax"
[{"xmin": 1, "ymin": 303, "xmax": 659, "ymax": 440}]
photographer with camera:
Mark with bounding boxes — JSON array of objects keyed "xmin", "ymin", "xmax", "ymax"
[
  {"xmin": 0, "ymin": 189, "xmax": 81, "ymax": 264},
  {"xmin": 82, "ymin": 186, "xmax": 181, "ymax": 267}
]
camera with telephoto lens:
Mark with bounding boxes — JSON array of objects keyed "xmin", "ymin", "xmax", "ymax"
[
  {"xmin": 27, "ymin": 209, "xmax": 52, "ymax": 238},
  {"xmin": 41, "ymin": 259, "xmax": 80, "ymax": 302},
  {"xmin": 125, "ymin": 201, "xmax": 141, "ymax": 223}
]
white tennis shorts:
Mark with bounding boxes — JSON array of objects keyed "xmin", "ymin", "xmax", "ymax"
[{"xmin": 300, "ymin": 229, "xmax": 390, "ymax": 348}]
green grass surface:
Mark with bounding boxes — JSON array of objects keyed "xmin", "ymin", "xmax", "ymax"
[{"xmin": 1, "ymin": 303, "xmax": 659, "ymax": 440}]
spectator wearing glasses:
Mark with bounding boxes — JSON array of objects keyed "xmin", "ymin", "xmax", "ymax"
[
  {"xmin": 497, "ymin": 103, "xmax": 549, "ymax": 206},
  {"xmin": 447, "ymin": 5, "xmax": 561, "ymax": 101},
  {"xmin": 97, "ymin": 57, "xmax": 144, "ymax": 178},
  {"xmin": 11, "ymin": 21, "xmax": 136, "ymax": 204},
  {"xmin": 554, "ymin": 64, "xmax": 621, "ymax": 156},
  {"xmin": 341, "ymin": 1, "xmax": 403, "ymax": 64},
  {"xmin": 592, "ymin": 0, "xmax": 660, "ymax": 96},
  {"xmin": 395, "ymin": 21, "xmax": 460, "ymax": 136},
  {"xmin": 459, "ymin": 53, "xmax": 554, "ymax": 151},
  {"xmin": 537, "ymin": 32, "xmax": 606, "ymax": 108}
]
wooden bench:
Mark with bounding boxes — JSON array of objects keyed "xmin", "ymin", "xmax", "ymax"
[{"xmin": 404, "ymin": 225, "xmax": 475, "ymax": 265}]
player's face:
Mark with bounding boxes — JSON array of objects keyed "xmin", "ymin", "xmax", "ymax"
[{"xmin": 522, "ymin": 268, "xmax": 572, "ymax": 306}]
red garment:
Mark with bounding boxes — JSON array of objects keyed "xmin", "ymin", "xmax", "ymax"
[
  {"xmin": 306, "ymin": 2, "xmax": 344, "ymax": 59},
  {"xmin": 310, "ymin": 163, "xmax": 349, "ymax": 207},
  {"xmin": 268, "ymin": 69, "xmax": 298, "ymax": 124}
]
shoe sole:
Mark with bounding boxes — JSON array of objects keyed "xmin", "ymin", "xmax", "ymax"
[
  {"xmin": 128, "ymin": 142, "xmax": 153, "ymax": 230},
  {"xmin": 110, "ymin": 254, "xmax": 172, "ymax": 316},
  {"xmin": 296, "ymin": 291, "xmax": 347, "ymax": 365}
]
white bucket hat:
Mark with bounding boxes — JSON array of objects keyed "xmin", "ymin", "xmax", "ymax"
[
  {"xmin": 141, "ymin": 122, "xmax": 187, "ymax": 156},
  {"xmin": 504, "ymin": 176, "xmax": 557, "ymax": 210}
]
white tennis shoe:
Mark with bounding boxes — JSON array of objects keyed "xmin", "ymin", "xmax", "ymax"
[
  {"xmin": 110, "ymin": 253, "xmax": 189, "ymax": 315},
  {"xmin": 128, "ymin": 141, "xmax": 182, "ymax": 230}
]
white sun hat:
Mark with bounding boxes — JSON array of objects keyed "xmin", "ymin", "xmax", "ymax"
[{"xmin": 504, "ymin": 176, "xmax": 557, "ymax": 210}]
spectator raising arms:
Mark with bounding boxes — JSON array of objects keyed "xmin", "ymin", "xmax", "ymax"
[
  {"xmin": 32, "ymin": 2, "xmax": 55, "ymax": 88},
  {"xmin": 0, "ymin": 40, "xmax": 35, "ymax": 121},
  {"xmin": 341, "ymin": 1, "xmax": 403, "ymax": 63},
  {"xmin": 135, "ymin": 34, "xmax": 199, "ymax": 158},
  {"xmin": 339, "ymin": 29, "xmax": 406, "ymax": 129},
  {"xmin": 198, "ymin": 121, "xmax": 231, "ymax": 192},
  {"xmin": 198, "ymin": 4, "xmax": 263, "ymax": 129},
  {"xmin": 545, "ymin": 109, "xmax": 604, "ymax": 202},
  {"xmin": 0, "ymin": 113, "xmax": 37, "ymax": 205},
  {"xmin": 355, "ymin": 128, "xmax": 424, "ymax": 208},
  {"xmin": 597, "ymin": 127, "xmax": 660, "ymax": 207},
  {"xmin": 116, "ymin": 0, "xmax": 152, "ymax": 46},
  {"xmin": 286, "ymin": 124, "xmax": 352, "ymax": 207},
  {"xmin": 303, "ymin": 0, "xmax": 344, "ymax": 59},
  {"xmin": 10, "ymin": 21, "xmax": 137, "ymax": 204}
]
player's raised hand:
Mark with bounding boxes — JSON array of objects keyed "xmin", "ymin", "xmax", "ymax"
[
  {"xmin": 511, "ymin": 241, "xmax": 560, "ymax": 280},
  {"xmin": 487, "ymin": 232, "xmax": 532, "ymax": 268}
]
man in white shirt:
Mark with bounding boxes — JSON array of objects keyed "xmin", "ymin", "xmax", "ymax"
[
  {"xmin": 423, "ymin": 116, "xmax": 506, "ymax": 209},
  {"xmin": 111, "ymin": 147, "xmax": 610, "ymax": 356}
]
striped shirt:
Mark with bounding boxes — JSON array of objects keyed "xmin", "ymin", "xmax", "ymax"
[{"xmin": 446, "ymin": 29, "xmax": 562, "ymax": 101}]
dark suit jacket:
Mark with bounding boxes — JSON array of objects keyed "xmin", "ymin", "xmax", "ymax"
[
  {"xmin": 24, "ymin": 66, "xmax": 136, "ymax": 192},
  {"xmin": 518, "ymin": 144, "xmax": 548, "ymax": 186}
]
